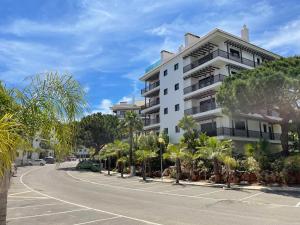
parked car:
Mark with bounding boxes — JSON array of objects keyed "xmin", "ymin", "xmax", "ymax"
[
  {"xmin": 28, "ymin": 159, "xmax": 46, "ymax": 166},
  {"xmin": 44, "ymin": 156, "xmax": 55, "ymax": 164}
]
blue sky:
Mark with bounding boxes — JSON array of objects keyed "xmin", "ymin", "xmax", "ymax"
[{"xmin": 0, "ymin": 0, "xmax": 299, "ymax": 114}]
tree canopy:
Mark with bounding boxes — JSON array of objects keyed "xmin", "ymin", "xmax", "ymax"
[
  {"xmin": 75, "ymin": 113, "xmax": 121, "ymax": 154},
  {"xmin": 217, "ymin": 57, "xmax": 300, "ymax": 155}
]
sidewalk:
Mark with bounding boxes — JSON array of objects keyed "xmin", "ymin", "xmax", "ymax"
[{"xmin": 146, "ymin": 177, "xmax": 300, "ymax": 192}]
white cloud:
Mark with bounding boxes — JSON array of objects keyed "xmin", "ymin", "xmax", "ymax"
[
  {"xmin": 91, "ymin": 99, "xmax": 113, "ymax": 114},
  {"xmin": 257, "ymin": 18, "xmax": 300, "ymax": 54}
]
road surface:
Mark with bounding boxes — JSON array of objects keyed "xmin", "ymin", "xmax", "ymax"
[{"xmin": 7, "ymin": 162, "xmax": 300, "ymax": 225}]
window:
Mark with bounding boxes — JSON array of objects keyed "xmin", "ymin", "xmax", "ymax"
[
  {"xmin": 175, "ymin": 126, "xmax": 180, "ymax": 133},
  {"xmin": 163, "ymin": 88, "xmax": 168, "ymax": 95},
  {"xmin": 230, "ymin": 48, "xmax": 240, "ymax": 57},
  {"xmin": 200, "ymin": 122, "xmax": 217, "ymax": 136},
  {"xmin": 235, "ymin": 120, "xmax": 246, "ymax": 130},
  {"xmin": 164, "ymin": 128, "xmax": 168, "ymax": 134},
  {"xmin": 163, "ymin": 69, "xmax": 168, "ymax": 76},
  {"xmin": 175, "ymin": 104, "xmax": 180, "ymax": 111},
  {"xmin": 174, "ymin": 63, "xmax": 179, "ymax": 71},
  {"xmin": 230, "ymin": 70, "xmax": 237, "ymax": 75},
  {"xmin": 164, "ymin": 108, "xmax": 168, "ymax": 114},
  {"xmin": 174, "ymin": 83, "xmax": 179, "ymax": 91},
  {"xmin": 263, "ymin": 124, "xmax": 267, "ymax": 133},
  {"xmin": 199, "ymin": 98, "xmax": 216, "ymax": 112},
  {"xmin": 257, "ymin": 58, "xmax": 261, "ymax": 65}
]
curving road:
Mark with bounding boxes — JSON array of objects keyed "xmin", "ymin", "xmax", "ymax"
[{"xmin": 7, "ymin": 162, "xmax": 300, "ymax": 225}]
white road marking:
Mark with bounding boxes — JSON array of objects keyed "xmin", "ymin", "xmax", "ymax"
[
  {"xmin": 296, "ymin": 201, "xmax": 300, "ymax": 207},
  {"xmin": 8, "ymin": 208, "xmax": 89, "ymax": 220},
  {"xmin": 20, "ymin": 168, "xmax": 164, "ymax": 225},
  {"xmin": 8, "ymin": 196, "xmax": 48, "ymax": 199},
  {"xmin": 72, "ymin": 216, "xmax": 121, "ymax": 225},
  {"xmin": 9, "ymin": 191, "xmax": 32, "ymax": 196},
  {"xmin": 239, "ymin": 192, "xmax": 264, "ymax": 201},
  {"xmin": 8, "ymin": 203, "xmax": 65, "ymax": 210}
]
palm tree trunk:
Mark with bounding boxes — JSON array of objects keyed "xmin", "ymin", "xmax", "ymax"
[
  {"xmin": 226, "ymin": 166, "xmax": 231, "ymax": 188},
  {"xmin": 213, "ymin": 158, "xmax": 220, "ymax": 183},
  {"xmin": 129, "ymin": 128, "xmax": 135, "ymax": 176},
  {"xmin": 176, "ymin": 158, "xmax": 180, "ymax": 184},
  {"xmin": 143, "ymin": 160, "xmax": 146, "ymax": 181},
  {"xmin": 0, "ymin": 170, "xmax": 10, "ymax": 225},
  {"xmin": 280, "ymin": 120, "xmax": 289, "ymax": 156},
  {"xmin": 99, "ymin": 160, "xmax": 102, "ymax": 173},
  {"xmin": 121, "ymin": 164, "xmax": 124, "ymax": 178},
  {"xmin": 108, "ymin": 157, "xmax": 111, "ymax": 176},
  {"xmin": 297, "ymin": 123, "xmax": 300, "ymax": 151}
]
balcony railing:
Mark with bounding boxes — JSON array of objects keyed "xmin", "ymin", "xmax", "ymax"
[
  {"xmin": 217, "ymin": 127, "xmax": 280, "ymax": 140},
  {"xmin": 144, "ymin": 118, "xmax": 160, "ymax": 126},
  {"xmin": 201, "ymin": 127, "xmax": 281, "ymax": 140},
  {"xmin": 184, "ymin": 103, "xmax": 217, "ymax": 115},
  {"xmin": 183, "ymin": 49, "xmax": 256, "ymax": 73},
  {"xmin": 142, "ymin": 99, "xmax": 160, "ymax": 110},
  {"xmin": 184, "ymin": 74, "xmax": 226, "ymax": 94},
  {"xmin": 141, "ymin": 80, "xmax": 160, "ymax": 95}
]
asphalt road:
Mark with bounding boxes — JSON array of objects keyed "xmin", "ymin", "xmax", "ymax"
[{"xmin": 7, "ymin": 162, "xmax": 300, "ymax": 225}]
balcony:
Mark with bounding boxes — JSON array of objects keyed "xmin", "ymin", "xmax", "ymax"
[
  {"xmin": 185, "ymin": 103, "xmax": 216, "ymax": 115},
  {"xmin": 142, "ymin": 98, "xmax": 160, "ymax": 110},
  {"xmin": 184, "ymin": 74, "xmax": 226, "ymax": 95},
  {"xmin": 215, "ymin": 127, "xmax": 281, "ymax": 141},
  {"xmin": 144, "ymin": 118, "xmax": 160, "ymax": 126},
  {"xmin": 141, "ymin": 80, "xmax": 160, "ymax": 95},
  {"xmin": 183, "ymin": 49, "xmax": 256, "ymax": 73}
]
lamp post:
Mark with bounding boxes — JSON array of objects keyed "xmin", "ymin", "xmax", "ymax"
[{"xmin": 158, "ymin": 137, "xmax": 165, "ymax": 180}]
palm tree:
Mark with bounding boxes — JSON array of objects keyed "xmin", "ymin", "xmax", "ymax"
[
  {"xmin": 0, "ymin": 114, "xmax": 22, "ymax": 225},
  {"xmin": 178, "ymin": 115, "xmax": 199, "ymax": 179},
  {"xmin": 222, "ymin": 156, "xmax": 237, "ymax": 188},
  {"xmin": 122, "ymin": 111, "xmax": 143, "ymax": 176},
  {"xmin": 112, "ymin": 140, "xmax": 129, "ymax": 178},
  {"xmin": 158, "ymin": 132, "xmax": 168, "ymax": 179},
  {"xmin": 99, "ymin": 144, "xmax": 115, "ymax": 175},
  {"xmin": 136, "ymin": 133, "xmax": 158, "ymax": 181},
  {"xmin": 0, "ymin": 73, "xmax": 86, "ymax": 225},
  {"xmin": 197, "ymin": 137, "xmax": 232, "ymax": 183},
  {"xmin": 178, "ymin": 115, "xmax": 197, "ymax": 133},
  {"xmin": 163, "ymin": 143, "xmax": 187, "ymax": 184}
]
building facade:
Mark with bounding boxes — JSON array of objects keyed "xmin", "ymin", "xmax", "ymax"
[
  {"xmin": 111, "ymin": 100, "xmax": 144, "ymax": 120},
  {"xmin": 140, "ymin": 26, "xmax": 282, "ymax": 150}
]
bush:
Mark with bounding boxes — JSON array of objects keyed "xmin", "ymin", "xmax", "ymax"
[{"xmin": 283, "ymin": 155, "xmax": 300, "ymax": 173}]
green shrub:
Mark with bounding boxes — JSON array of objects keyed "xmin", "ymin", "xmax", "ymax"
[
  {"xmin": 244, "ymin": 157, "xmax": 260, "ymax": 174},
  {"xmin": 283, "ymin": 155, "xmax": 300, "ymax": 173}
]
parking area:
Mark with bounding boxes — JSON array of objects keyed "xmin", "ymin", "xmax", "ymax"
[
  {"xmin": 7, "ymin": 165, "xmax": 300, "ymax": 225},
  {"xmin": 7, "ymin": 167, "xmax": 160, "ymax": 225}
]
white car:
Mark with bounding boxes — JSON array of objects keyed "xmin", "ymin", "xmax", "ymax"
[{"xmin": 28, "ymin": 159, "xmax": 46, "ymax": 166}]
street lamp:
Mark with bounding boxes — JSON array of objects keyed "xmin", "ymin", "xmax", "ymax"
[{"xmin": 158, "ymin": 137, "xmax": 165, "ymax": 180}]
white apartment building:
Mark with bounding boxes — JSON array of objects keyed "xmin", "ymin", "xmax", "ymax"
[{"xmin": 140, "ymin": 26, "xmax": 282, "ymax": 150}]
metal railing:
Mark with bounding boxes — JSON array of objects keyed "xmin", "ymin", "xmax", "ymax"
[
  {"xmin": 183, "ymin": 49, "xmax": 256, "ymax": 73},
  {"xmin": 184, "ymin": 103, "xmax": 217, "ymax": 115},
  {"xmin": 209, "ymin": 127, "xmax": 282, "ymax": 140},
  {"xmin": 141, "ymin": 80, "xmax": 160, "ymax": 95},
  {"xmin": 144, "ymin": 118, "xmax": 160, "ymax": 126},
  {"xmin": 142, "ymin": 99, "xmax": 160, "ymax": 109},
  {"xmin": 183, "ymin": 74, "xmax": 226, "ymax": 94}
]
